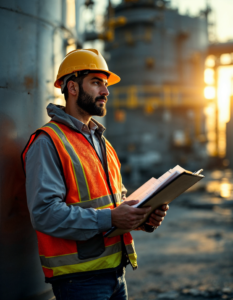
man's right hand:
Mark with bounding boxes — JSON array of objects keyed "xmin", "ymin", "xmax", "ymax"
[{"xmin": 111, "ymin": 200, "xmax": 151, "ymax": 230}]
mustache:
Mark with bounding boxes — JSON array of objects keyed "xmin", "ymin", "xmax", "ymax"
[{"xmin": 95, "ymin": 96, "xmax": 107, "ymax": 102}]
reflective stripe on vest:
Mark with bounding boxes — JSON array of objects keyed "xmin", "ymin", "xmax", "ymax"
[
  {"xmin": 43, "ymin": 122, "xmax": 90, "ymax": 202},
  {"xmin": 42, "ymin": 250, "xmax": 122, "ymax": 277},
  {"xmin": 40, "ymin": 242, "xmax": 122, "ymax": 269},
  {"xmin": 22, "ymin": 120, "xmax": 138, "ymax": 279},
  {"xmin": 69, "ymin": 193, "xmax": 122, "ymax": 209}
]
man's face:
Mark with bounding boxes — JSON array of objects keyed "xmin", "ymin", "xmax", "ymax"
[{"xmin": 76, "ymin": 73, "xmax": 109, "ymax": 117}]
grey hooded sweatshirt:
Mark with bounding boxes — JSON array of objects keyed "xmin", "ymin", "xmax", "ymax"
[{"xmin": 25, "ymin": 103, "xmax": 117, "ymax": 241}]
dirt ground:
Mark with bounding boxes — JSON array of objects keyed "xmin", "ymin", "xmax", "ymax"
[{"xmin": 126, "ymin": 169, "xmax": 233, "ymax": 300}]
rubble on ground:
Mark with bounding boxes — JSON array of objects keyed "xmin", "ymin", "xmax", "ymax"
[{"xmin": 126, "ymin": 170, "xmax": 233, "ymax": 300}]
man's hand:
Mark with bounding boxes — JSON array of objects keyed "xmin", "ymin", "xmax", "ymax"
[
  {"xmin": 111, "ymin": 200, "xmax": 151, "ymax": 230},
  {"xmin": 146, "ymin": 204, "xmax": 169, "ymax": 228}
]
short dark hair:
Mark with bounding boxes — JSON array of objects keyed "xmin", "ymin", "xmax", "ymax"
[{"xmin": 64, "ymin": 74, "xmax": 87, "ymax": 101}]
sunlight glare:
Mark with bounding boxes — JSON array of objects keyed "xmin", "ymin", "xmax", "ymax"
[
  {"xmin": 220, "ymin": 54, "xmax": 232, "ymax": 65},
  {"xmin": 66, "ymin": 0, "xmax": 76, "ymax": 28},
  {"xmin": 204, "ymin": 103, "xmax": 216, "ymax": 156},
  {"xmin": 217, "ymin": 67, "xmax": 233, "ymax": 157},
  {"xmin": 217, "ymin": 67, "xmax": 232, "ymax": 123},
  {"xmin": 204, "ymin": 68, "xmax": 215, "ymax": 85},
  {"xmin": 205, "ymin": 55, "xmax": 215, "ymax": 67},
  {"xmin": 204, "ymin": 86, "xmax": 215, "ymax": 99}
]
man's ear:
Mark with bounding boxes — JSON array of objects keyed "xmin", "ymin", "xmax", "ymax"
[{"xmin": 67, "ymin": 80, "xmax": 79, "ymax": 97}]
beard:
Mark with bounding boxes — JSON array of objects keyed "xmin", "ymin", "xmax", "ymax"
[{"xmin": 76, "ymin": 84, "xmax": 107, "ymax": 117}]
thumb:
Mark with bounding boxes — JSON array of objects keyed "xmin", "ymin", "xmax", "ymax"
[{"xmin": 123, "ymin": 199, "xmax": 139, "ymax": 206}]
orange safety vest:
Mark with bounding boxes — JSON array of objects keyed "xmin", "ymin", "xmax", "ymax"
[{"xmin": 22, "ymin": 121, "xmax": 137, "ymax": 280}]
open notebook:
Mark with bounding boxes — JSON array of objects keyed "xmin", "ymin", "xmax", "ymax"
[{"xmin": 104, "ymin": 165, "xmax": 204, "ymax": 238}]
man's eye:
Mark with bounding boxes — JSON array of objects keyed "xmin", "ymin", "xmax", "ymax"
[{"xmin": 93, "ymin": 81, "xmax": 99, "ymax": 85}]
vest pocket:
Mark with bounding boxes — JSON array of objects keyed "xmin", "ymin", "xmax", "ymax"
[{"xmin": 77, "ymin": 234, "xmax": 105, "ymax": 260}]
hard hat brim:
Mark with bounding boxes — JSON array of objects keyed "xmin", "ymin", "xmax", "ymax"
[{"xmin": 54, "ymin": 69, "xmax": 121, "ymax": 89}]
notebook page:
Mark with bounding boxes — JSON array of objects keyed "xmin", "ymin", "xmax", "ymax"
[
  {"xmin": 126, "ymin": 177, "xmax": 158, "ymax": 202},
  {"xmin": 155, "ymin": 165, "xmax": 186, "ymax": 191},
  {"xmin": 132, "ymin": 165, "xmax": 186, "ymax": 208}
]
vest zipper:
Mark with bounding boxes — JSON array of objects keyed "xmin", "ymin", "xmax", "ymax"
[
  {"xmin": 89, "ymin": 133, "xmax": 104, "ymax": 168},
  {"xmin": 73, "ymin": 128, "xmax": 132, "ymax": 268},
  {"xmin": 101, "ymin": 137, "xmax": 133, "ymax": 269},
  {"xmin": 75, "ymin": 129, "xmax": 117, "ymax": 207},
  {"xmin": 72, "ymin": 129, "xmax": 107, "ymax": 177}
]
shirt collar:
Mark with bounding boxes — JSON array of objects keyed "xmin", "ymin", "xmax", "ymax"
[{"xmin": 68, "ymin": 113, "xmax": 106, "ymax": 136}]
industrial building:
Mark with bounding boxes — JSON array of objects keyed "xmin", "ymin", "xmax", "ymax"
[{"xmin": 103, "ymin": 0, "xmax": 209, "ymax": 185}]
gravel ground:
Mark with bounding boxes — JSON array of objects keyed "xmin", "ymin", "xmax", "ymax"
[{"xmin": 125, "ymin": 170, "xmax": 233, "ymax": 300}]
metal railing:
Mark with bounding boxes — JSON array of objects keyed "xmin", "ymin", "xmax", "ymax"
[{"xmin": 110, "ymin": 85, "xmax": 206, "ymax": 108}]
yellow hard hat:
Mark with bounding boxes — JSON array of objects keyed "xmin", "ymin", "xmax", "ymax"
[{"xmin": 54, "ymin": 48, "xmax": 121, "ymax": 89}]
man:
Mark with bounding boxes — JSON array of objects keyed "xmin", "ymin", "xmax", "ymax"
[{"xmin": 22, "ymin": 49, "xmax": 169, "ymax": 300}]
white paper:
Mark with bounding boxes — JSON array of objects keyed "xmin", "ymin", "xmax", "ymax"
[{"xmin": 127, "ymin": 165, "xmax": 186, "ymax": 208}]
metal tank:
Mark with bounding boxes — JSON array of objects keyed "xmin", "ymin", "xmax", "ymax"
[
  {"xmin": 104, "ymin": 0, "xmax": 209, "ymax": 185},
  {"xmin": 0, "ymin": 0, "xmax": 82, "ymax": 299}
]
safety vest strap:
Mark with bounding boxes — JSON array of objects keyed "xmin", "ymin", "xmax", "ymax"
[{"xmin": 43, "ymin": 122, "xmax": 91, "ymax": 202}]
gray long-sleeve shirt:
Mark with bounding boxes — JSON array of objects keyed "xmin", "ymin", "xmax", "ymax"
[{"xmin": 25, "ymin": 104, "xmax": 117, "ymax": 241}]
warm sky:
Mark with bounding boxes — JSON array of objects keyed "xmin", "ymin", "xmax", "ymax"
[{"xmin": 93, "ymin": 0, "xmax": 233, "ymax": 42}]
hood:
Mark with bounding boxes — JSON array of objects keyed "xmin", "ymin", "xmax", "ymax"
[
  {"xmin": 46, "ymin": 103, "xmax": 106, "ymax": 133},
  {"xmin": 47, "ymin": 103, "xmax": 76, "ymax": 130}
]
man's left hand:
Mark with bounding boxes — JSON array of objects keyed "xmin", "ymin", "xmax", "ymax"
[{"xmin": 146, "ymin": 204, "xmax": 169, "ymax": 228}]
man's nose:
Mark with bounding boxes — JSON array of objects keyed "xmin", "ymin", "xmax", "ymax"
[{"xmin": 100, "ymin": 85, "xmax": 110, "ymax": 97}]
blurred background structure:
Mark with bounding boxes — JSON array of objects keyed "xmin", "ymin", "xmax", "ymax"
[
  {"xmin": 0, "ymin": 0, "xmax": 233, "ymax": 299},
  {"xmin": 0, "ymin": 1, "xmax": 82, "ymax": 299},
  {"xmin": 104, "ymin": 0, "xmax": 208, "ymax": 184},
  {"xmin": 83, "ymin": 0, "xmax": 233, "ymax": 185}
]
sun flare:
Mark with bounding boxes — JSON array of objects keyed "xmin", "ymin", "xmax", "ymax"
[
  {"xmin": 204, "ymin": 86, "xmax": 215, "ymax": 99},
  {"xmin": 204, "ymin": 63, "xmax": 233, "ymax": 157}
]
